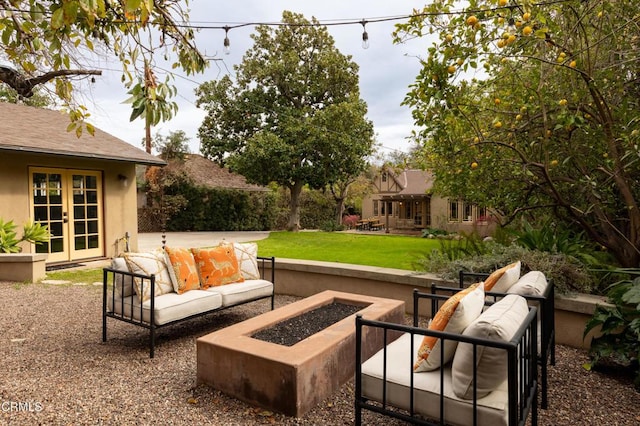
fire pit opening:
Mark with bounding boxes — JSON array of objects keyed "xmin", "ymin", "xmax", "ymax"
[{"xmin": 251, "ymin": 302, "xmax": 363, "ymax": 346}]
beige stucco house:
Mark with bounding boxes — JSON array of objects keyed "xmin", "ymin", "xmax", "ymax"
[
  {"xmin": 0, "ymin": 102, "xmax": 164, "ymax": 265},
  {"xmin": 362, "ymin": 168, "xmax": 495, "ymax": 236}
]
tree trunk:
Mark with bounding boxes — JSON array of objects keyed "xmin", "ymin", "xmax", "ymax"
[
  {"xmin": 335, "ymin": 197, "xmax": 345, "ymax": 226},
  {"xmin": 287, "ymin": 181, "xmax": 303, "ymax": 231}
]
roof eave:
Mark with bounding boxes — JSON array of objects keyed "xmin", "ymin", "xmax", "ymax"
[{"xmin": 0, "ymin": 145, "xmax": 166, "ymax": 166}]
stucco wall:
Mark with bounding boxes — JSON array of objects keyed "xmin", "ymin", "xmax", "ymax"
[
  {"xmin": 269, "ymin": 258, "xmax": 603, "ymax": 349},
  {"xmin": 0, "ymin": 151, "xmax": 139, "ymax": 260}
]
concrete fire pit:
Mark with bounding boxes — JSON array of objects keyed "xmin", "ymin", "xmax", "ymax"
[{"xmin": 196, "ymin": 290, "xmax": 405, "ymax": 417}]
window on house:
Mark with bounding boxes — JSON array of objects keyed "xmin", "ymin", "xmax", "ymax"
[
  {"xmin": 477, "ymin": 206, "xmax": 488, "ymax": 222},
  {"xmin": 449, "ymin": 200, "xmax": 459, "ymax": 222},
  {"xmin": 381, "ymin": 172, "xmax": 387, "ymax": 182},
  {"xmin": 373, "ymin": 200, "xmax": 379, "ymax": 216},
  {"xmin": 463, "ymin": 202, "xmax": 473, "ymax": 222}
]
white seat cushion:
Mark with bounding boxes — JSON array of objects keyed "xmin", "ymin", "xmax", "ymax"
[
  {"xmin": 508, "ymin": 270, "xmax": 548, "ymax": 297},
  {"xmin": 452, "ymin": 295, "xmax": 529, "ymax": 399},
  {"xmin": 206, "ymin": 279, "xmax": 273, "ymax": 307},
  {"xmin": 362, "ymin": 333, "xmax": 509, "ymax": 426},
  {"xmin": 508, "ymin": 270, "xmax": 548, "ymax": 353},
  {"xmin": 110, "ymin": 290, "xmax": 222, "ymax": 325}
]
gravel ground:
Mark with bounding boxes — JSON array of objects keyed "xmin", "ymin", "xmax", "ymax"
[{"xmin": 1, "ymin": 281, "xmax": 639, "ymax": 426}]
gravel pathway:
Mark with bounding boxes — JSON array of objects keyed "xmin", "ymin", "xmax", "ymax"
[{"xmin": 1, "ymin": 282, "xmax": 638, "ymax": 425}]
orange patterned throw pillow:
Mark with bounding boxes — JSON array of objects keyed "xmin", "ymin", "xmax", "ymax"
[
  {"xmin": 164, "ymin": 246, "xmax": 200, "ymax": 294},
  {"xmin": 414, "ymin": 283, "xmax": 485, "ymax": 372},
  {"xmin": 191, "ymin": 245, "xmax": 244, "ymax": 288},
  {"xmin": 483, "ymin": 261, "xmax": 521, "ymax": 293}
]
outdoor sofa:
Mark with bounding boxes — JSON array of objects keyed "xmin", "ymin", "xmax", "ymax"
[
  {"xmin": 102, "ymin": 242, "xmax": 275, "ymax": 357},
  {"xmin": 355, "ymin": 288, "xmax": 538, "ymax": 426}
]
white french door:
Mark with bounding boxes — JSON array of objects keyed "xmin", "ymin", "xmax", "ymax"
[{"xmin": 30, "ymin": 168, "xmax": 103, "ymax": 263}]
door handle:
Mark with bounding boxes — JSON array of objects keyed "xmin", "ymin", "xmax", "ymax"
[{"xmin": 63, "ymin": 211, "xmax": 68, "ymax": 224}]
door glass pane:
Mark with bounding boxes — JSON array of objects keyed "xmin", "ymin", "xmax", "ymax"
[
  {"xmin": 86, "ymin": 191, "xmax": 97, "ymax": 204},
  {"xmin": 74, "ymin": 236, "xmax": 86, "ymax": 250},
  {"xmin": 74, "ymin": 206, "xmax": 85, "ymax": 219},
  {"xmin": 86, "ymin": 175, "xmax": 97, "ymax": 189},
  {"xmin": 50, "ymin": 238, "xmax": 64, "ymax": 253},
  {"xmin": 50, "ymin": 222, "xmax": 63, "ymax": 237},
  {"xmin": 73, "ymin": 190, "xmax": 85, "ymax": 204},
  {"xmin": 50, "ymin": 206, "xmax": 63, "ymax": 221},
  {"xmin": 34, "ymin": 207, "xmax": 48, "ymax": 221},
  {"xmin": 87, "ymin": 220, "xmax": 98, "ymax": 234},
  {"xmin": 72, "ymin": 175, "xmax": 84, "ymax": 189},
  {"xmin": 74, "ymin": 222, "xmax": 86, "ymax": 235},
  {"xmin": 88, "ymin": 235, "xmax": 99, "ymax": 249},
  {"xmin": 36, "ymin": 242, "xmax": 49, "ymax": 254},
  {"xmin": 87, "ymin": 206, "xmax": 98, "ymax": 219}
]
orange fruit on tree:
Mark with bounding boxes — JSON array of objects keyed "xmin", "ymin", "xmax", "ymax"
[
  {"xmin": 569, "ymin": 60, "xmax": 577, "ymax": 68},
  {"xmin": 498, "ymin": 0, "xmax": 508, "ymax": 6},
  {"xmin": 471, "ymin": 162, "xmax": 479, "ymax": 169},
  {"xmin": 550, "ymin": 160, "xmax": 558, "ymax": 166},
  {"xmin": 447, "ymin": 65, "xmax": 456, "ymax": 73},
  {"xmin": 494, "ymin": 121, "xmax": 503, "ymax": 129},
  {"xmin": 522, "ymin": 12, "xmax": 531, "ymax": 21},
  {"xmin": 466, "ymin": 15, "xmax": 478, "ymax": 26},
  {"xmin": 523, "ymin": 26, "xmax": 533, "ymax": 36},
  {"xmin": 559, "ymin": 99, "xmax": 568, "ymax": 106}
]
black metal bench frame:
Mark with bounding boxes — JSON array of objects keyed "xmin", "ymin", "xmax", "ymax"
[
  {"xmin": 355, "ymin": 289, "xmax": 538, "ymax": 426},
  {"xmin": 102, "ymin": 256, "xmax": 275, "ymax": 358}
]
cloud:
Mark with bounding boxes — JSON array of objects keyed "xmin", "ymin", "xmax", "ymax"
[{"xmin": 87, "ymin": 1, "xmax": 429, "ymax": 154}]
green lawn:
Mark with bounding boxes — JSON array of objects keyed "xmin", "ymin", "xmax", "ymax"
[{"xmin": 255, "ymin": 231, "xmax": 439, "ymax": 270}]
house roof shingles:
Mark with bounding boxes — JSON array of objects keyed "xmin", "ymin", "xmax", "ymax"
[
  {"xmin": 162, "ymin": 154, "xmax": 268, "ymax": 192},
  {"xmin": 0, "ymin": 102, "xmax": 164, "ymax": 166}
]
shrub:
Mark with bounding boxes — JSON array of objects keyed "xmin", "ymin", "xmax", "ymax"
[
  {"xmin": 342, "ymin": 214, "xmax": 360, "ymax": 229},
  {"xmin": 414, "ymin": 242, "xmax": 596, "ymax": 294},
  {"xmin": 319, "ymin": 221, "xmax": 345, "ymax": 232},
  {"xmin": 0, "ymin": 219, "xmax": 50, "ymax": 253},
  {"xmin": 584, "ymin": 269, "xmax": 640, "ymax": 390},
  {"xmin": 421, "ymin": 228, "xmax": 451, "ymax": 238}
]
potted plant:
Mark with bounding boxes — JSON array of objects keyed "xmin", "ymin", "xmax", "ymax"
[
  {"xmin": 0, "ymin": 218, "xmax": 51, "ymax": 253},
  {"xmin": 0, "ymin": 218, "xmax": 51, "ymax": 282}
]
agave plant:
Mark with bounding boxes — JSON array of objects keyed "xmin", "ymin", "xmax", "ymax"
[{"xmin": 0, "ymin": 219, "xmax": 51, "ymax": 253}]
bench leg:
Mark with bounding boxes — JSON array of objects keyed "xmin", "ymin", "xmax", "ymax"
[{"xmin": 150, "ymin": 325, "xmax": 155, "ymax": 358}]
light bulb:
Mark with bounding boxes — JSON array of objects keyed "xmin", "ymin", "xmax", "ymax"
[
  {"xmin": 223, "ymin": 26, "xmax": 231, "ymax": 55},
  {"xmin": 362, "ymin": 31, "xmax": 369, "ymax": 49},
  {"xmin": 223, "ymin": 36, "xmax": 230, "ymax": 55},
  {"xmin": 360, "ymin": 20, "xmax": 370, "ymax": 50}
]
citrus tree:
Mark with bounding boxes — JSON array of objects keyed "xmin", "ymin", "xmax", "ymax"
[
  {"xmin": 395, "ymin": 0, "xmax": 640, "ymax": 267},
  {"xmin": 0, "ymin": 0, "xmax": 206, "ymax": 135},
  {"xmin": 196, "ymin": 11, "xmax": 375, "ymax": 230}
]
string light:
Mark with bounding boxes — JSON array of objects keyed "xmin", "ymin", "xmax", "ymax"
[
  {"xmin": 360, "ymin": 19, "xmax": 369, "ymax": 50},
  {"xmin": 223, "ymin": 25, "xmax": 231, "ymax": 55}
]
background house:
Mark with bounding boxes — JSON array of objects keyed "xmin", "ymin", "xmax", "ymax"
[
  {"xmin": 362, "ymin": 168, "xmax": 495, "ymax": 236},
  {"xmin": 0, "ymin": 102, "xmax": 164, "ymax": 265}
]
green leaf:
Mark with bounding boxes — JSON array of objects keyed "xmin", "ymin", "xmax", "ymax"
[{"xmin": 51, "ymin": 8, "xmax": 64, "ymax": 29}]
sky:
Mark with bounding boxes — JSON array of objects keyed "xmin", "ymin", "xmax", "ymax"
[{"xmin": 84, "ymin": 1, "xmax": 430, "ymax": 156}]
